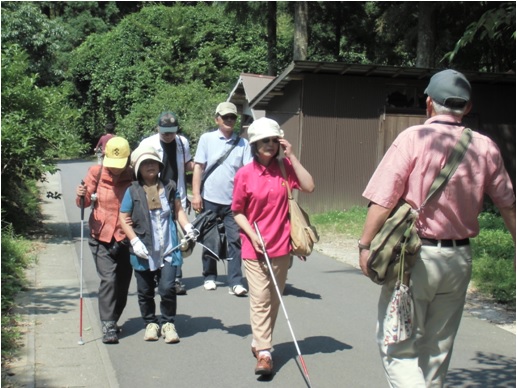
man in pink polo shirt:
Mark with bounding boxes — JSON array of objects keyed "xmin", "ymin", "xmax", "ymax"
[{"xmin": 358, "ymin": 69, "xmax": 515, "ymax": 387}]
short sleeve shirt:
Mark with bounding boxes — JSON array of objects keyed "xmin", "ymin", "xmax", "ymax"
[
  {"xmin": 232, "ymin": 158, "xmax": 300, "ymax": 259},
  {"xmin": 363, "ymin": 115, "xmax": 515, "ymax": 239},
  {"xmin": 194, "ymin": 129, "xmax": 252, "ymax": 205}
]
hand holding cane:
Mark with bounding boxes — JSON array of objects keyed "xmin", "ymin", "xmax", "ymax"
[
  {"xmin": 253, "ymin": 222, "xmax": 313, "ymax": 388},
  {"xmin": 78, "ymin": 180, "xmax": 85, "ymax": 345}
]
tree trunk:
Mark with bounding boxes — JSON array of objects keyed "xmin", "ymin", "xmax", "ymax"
[
  {"xmin": 293, "ymin": 2, "xmax": 308, "ymax": 61},
  {"xmin": 416, "ymin": 2, "xmax": 435, "ymax": 68},
  {"xmin": 267, "ymin": 2, "xmax": 277, "ymax": 75}
]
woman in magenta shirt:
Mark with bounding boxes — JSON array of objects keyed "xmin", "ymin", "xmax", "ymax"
[{"xmin": 232, "ymin": 117, "xmax": 315, "ymax": 376}]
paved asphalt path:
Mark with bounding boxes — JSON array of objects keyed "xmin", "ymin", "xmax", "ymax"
[{"xmin": 59, "ymin": 160, "xmax": 515, "ymax": 388}]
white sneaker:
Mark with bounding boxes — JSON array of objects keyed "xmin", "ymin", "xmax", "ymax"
[
  {"xmin": 229, "ymin": 285, "xmax": 248, "ymax": 296},
  {"xmin": 144, "ymin": 323, "xmax": 160, "ymax": 341},
  {"xmin": 161, "ymin": 322, "xmax": 180, "ymax": 344},
  {"xmin": 204, "ymin": 280, "xmax": 217, "ymax": 291}
]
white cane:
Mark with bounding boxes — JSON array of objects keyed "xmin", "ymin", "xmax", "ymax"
[
  {"xmin": 253, "ymin": 222, "xmax": 313, "ymax": 388},
  {"xmin": 78, "ymin": 181, "xmax": 85, "ymax": 345}
]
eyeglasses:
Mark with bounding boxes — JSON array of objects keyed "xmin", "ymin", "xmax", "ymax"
[
  {"xmin": 261, "ymin": 137, "xmax": 279, "ymax": 144},
  {"xmin": 220, "ymin": 115, "xmax": 237, "ymax": 121}
]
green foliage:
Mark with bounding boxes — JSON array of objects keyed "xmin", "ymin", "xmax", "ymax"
[
  {"xmin": 68, "ymin": 3, "xmax": 271, "ymax": 148},
  {"xmin": 1, "ymin": 225, "xmax": 34, "ymax": 360},
  {"xmin": 1, "ymin": 44, "xmax": 87, "ymax": 231},
  {"xmin": 472, "ymin": 256, "xmax": 515, "ymax": 305},
  {"xmin": 443, "ymin": 2, "xmax": 516, "ymax": 72},
  {"xmin": 471, "ymin": 212, "xmax": 515, "ymax": 305},
  {"xmin": 116, "ymin": 81, "xmax": 226, "ymax": 150},
  {"xmin": 1, "ymin": 1, "xmax": 69, "ymax": 85}
]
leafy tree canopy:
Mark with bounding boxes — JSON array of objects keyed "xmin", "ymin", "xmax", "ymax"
[{"xmin": 67, "ymin": 3, "xmax": 274, "ymax": 148}]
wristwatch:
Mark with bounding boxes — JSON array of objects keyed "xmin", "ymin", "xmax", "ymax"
[{"xmin": 357, "ymin": 240, "xmax": 370, "ymax": 251}]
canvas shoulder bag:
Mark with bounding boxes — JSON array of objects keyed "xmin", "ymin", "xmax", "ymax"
[
  {"xmin": 366, "ymin": 128, "xmax": 473, "ymax": 285},
  {"xmin": 278, "ymin": 158, "xmax": 319, "ymax": 257}
]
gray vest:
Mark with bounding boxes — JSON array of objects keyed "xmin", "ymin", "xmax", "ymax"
[{"xmin": 128, "ymin": 179, "xmax": 177, "ymax": 252}]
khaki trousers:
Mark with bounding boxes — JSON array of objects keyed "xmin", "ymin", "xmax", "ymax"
[
  {"xmin": 377, "ymin": 244, "xmax": 472, "ymax": 388},
  {"xmin": 244, "ymin": 254, "xmax": 291, "ymax": 351}
]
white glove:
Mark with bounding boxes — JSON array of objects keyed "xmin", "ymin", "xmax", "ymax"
[
  {"xmin": 130, "ymin": 237, "xmax": 150, "ymax": 259},
  {"xmin": 184, "ymin": 223, "xmax": 198, "ymax": 242}
]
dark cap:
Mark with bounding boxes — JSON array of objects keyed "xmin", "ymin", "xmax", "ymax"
[
  {"xmin": 157, "ymin": 112, "xmax": 179, "ymax": 133},
  {"xmin": 424, "ymin": 69, "xmax": 471, "ymax": 108}
]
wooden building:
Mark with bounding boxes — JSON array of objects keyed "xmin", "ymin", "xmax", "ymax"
[{"xmin": 229, "ymin": 61, "xmax": 515, "ymax": 213}]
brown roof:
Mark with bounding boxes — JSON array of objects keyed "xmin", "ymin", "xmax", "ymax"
[{"xmin": 250, "ymin": 61, "xmax": 516, "ymax": 110}]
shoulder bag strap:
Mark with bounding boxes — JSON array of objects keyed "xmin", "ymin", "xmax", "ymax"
[
  {"xmin": 177, "ymin": 136, "xmax": 191, "ymax": 209},
  {"xmin": 200, "ymin": 135, "xmax": 240, "ymax": 192},
  {"xmin": 421, "ymin": 128, "xmax": 472, "ymax": 208},
  {"xmin": 278, "ymin": 158, "xmax": 294, "ymax": 200}
]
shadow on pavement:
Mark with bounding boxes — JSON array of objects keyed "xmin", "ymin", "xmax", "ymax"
[{"xmin": 446, "ymin": 352, "xmax": 516, "ymax": 387}]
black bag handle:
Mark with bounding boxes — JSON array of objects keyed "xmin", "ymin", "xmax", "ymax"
[{"xmin": 200, "ymin": 135, "xmax": 240, "ymax": 193}]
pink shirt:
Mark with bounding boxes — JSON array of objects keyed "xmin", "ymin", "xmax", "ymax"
[
  {"xmin": 232, "ymin": 158, "xmax": 300, "ymax": 259},
  {"xmin": 363, "ymin": 115, "xmax": 515, "ymax": 239}
]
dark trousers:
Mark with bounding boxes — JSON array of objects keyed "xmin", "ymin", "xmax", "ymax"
[
  {"xmin": 88, "ymin": 237, "xmax": 133, "ymax": 322},
  {"xmin": 134, "ymin": 262, "xmax": 178, "ymax": 326},
  {"xmin": 201, "ymin": 200, "xmax": 244, "ymax": 288}
]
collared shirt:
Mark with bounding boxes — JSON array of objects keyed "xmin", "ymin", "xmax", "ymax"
[
  {"xmin": 139, "ymin": 133, "xmax": 192, "ymax": 209},
  {"xmin": 195, "ymin": 129, "xmax": 252, "ymax": 205},
  {"xmin": 232, "ymin": 158, "xmax": 300, "ymax": 259},
  {"xmin": 363, "ymin": 115, "xmax": 515, "ymax": 239},
  {"xmin": 77, "ymin": 165, "xmax": 133, "ymax": 243}
]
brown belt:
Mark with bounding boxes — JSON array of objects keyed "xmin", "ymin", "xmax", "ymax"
[{"xmin": 421, "ymin": 238, "xmax": 470, "ymax": 247}]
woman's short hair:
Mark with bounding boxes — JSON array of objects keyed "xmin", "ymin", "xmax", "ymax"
[{"xmin": 250, "ymin": 142, "xmax": 280, "ymax": 160}]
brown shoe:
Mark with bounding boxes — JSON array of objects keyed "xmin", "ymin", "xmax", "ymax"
[{"xmin": 255, "ymin": 354, "xmax": 273, "ymax": 375}]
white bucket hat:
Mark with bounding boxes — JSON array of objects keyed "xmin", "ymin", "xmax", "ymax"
[
  {"xmin": 247, "ymin": 117, "xmax": 284, "ymax": 144},
  {"xmin": 131, "ymin": 145, "xmax": 164, "ymax": 179}
]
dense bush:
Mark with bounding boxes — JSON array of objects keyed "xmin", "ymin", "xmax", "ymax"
[
  {"xmin": 471, "ymin": 212, "xmax": 515, "ymax": 305},
  {"xmin": 1, "ymin": 44, "xmax": 87, "ymax": 231},
  {"xmin": 68, "ymin": 3, "xmax": 273, "ymax": 150}
]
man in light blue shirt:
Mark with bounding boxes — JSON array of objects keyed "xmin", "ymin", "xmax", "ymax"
[{"xmin": 192, "ymin": 102, "xmax": 252, "ymax": 296}]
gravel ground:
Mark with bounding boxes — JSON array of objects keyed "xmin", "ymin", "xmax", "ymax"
[{"xmin": 315, "ymin": 237, "xmax": 516, "ymax": 335}]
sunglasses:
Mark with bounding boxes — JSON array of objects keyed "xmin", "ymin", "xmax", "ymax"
[
  {"xmin": 220, "ymin": 115, "xmax": 237, "ymax": 121},
  {"xmin": 261, "ymin": 137, "xmax": 280, "ymax": 144}
]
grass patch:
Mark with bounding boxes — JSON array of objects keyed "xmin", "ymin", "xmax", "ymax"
[
  {"xmin": 1, "ymin": 225, "xmax": 35, "ymax": 363},
  {"xmin": 312, "ymin": 206, "xmax": 366, "ymax": 238},
  {"xmin": 471, "ymin": 212, "xmax": 515, "ymax": 306},
  {"xmin": 312, "ymin": 207, "xmax": 515, "ymax": 306}
]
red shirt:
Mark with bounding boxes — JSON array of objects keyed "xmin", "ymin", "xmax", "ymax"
[
  {"xmin": 76, "ymin": 165, "xmax": 133, "ymax": 243},
  {"xmin": 232, "ymin": 158, "xmax": 300, "ymax": 259},
  {"xmin": 95, "ymin": 134, "xmax": 115, "ymax": 155}
]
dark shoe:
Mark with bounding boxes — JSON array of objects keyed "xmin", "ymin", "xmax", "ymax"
[
  {"xmin": 102, "ymin": 321, "xmax": 119, "ymax": 344},
  {"xmin": 174, "ymin": 281, "xmax": 187, "ymax": 295},
  {"xmin": 255, "ymin": 354, "xmax": 273, "ymax": 375}
]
